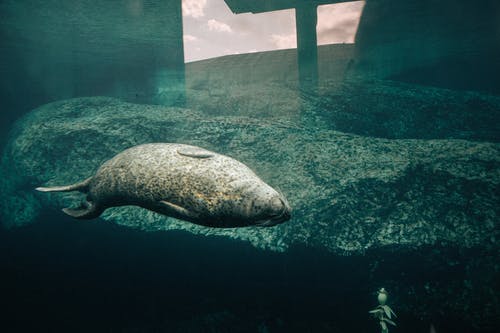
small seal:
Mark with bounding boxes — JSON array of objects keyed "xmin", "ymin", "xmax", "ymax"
[{"xmin": 36, "ymin": 143, "xmax": 291, "ymax": 228}]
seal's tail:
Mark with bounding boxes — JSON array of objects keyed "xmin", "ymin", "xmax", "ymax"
[{"xmin": 35, "ymin": 177, "xmax": 92, "ymax": 193}]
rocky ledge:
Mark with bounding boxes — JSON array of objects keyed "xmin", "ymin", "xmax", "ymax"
[{"xmin": 0, "ymin": 93, "xmax": 498, "ymax": 254}]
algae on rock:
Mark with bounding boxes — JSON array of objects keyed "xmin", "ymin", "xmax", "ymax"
[{"xmin": 0, "ymin": 87, "xmax": 498, "ymax": 254}]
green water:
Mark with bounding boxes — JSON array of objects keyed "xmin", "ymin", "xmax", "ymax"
[{"xmin": 0, "ymin": 0, "xmax": 498, "ymax": 332}]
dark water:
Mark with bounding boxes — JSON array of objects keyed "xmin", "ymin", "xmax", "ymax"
[
  {"xmin": 1, "ymin": 1, "xmax": 499, "ymax": 332},
  {"xmin": 0, "ymin": 212, "xmax": 490, "ymax": 333}
]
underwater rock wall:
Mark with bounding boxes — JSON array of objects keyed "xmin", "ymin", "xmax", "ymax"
[{"xmin": 1, "ymin": 85, "xmax": 498, "ymax": 254}]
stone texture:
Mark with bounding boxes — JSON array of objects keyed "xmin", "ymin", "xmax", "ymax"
[{"xmin": 1, "ymin": 80, "xmax": 498, "ymax": 255}]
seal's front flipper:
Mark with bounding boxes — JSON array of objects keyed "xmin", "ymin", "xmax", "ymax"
[
  {"xmin": 159, "ymin": 200, "xmax": 198, "ymax": 220},
  {"xmin": 62, "ymin": 201, "xmax": 102, "ymax": 219}
]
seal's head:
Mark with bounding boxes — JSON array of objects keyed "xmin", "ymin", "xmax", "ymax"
[
  {"xmin": 233, "ymin": 181, "xmax": 291, "ymax": 227},
  {"xmin": 251, "ymin": 192, "xmax": 291, "ymax": 227}
]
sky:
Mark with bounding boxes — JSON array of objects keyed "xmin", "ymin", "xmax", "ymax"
[{"xmin": 182, "ymin": 0, "xmax": 366, "ymax": 62}]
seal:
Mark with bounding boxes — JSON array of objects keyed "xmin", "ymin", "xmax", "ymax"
[{"xmin": 36, "ymin": 143, "xmax": 291, "ymax": 228}]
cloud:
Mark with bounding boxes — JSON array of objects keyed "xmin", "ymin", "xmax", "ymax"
[
  {"xmin": 207, "ymin": 19, "xmax": 233, "ymax": 33},
  {"xmin": 182, "ymin": 0, "xmax": 207, "ymax": 18},
  {"xmin": 269, "ymin": 33, "xmax": 297, "ymax": 49},
  {"xmin": 316, "ymin": 1, "xmax": 365, "ymax": 45},
  {"xmin": 183, "ymin": 34, "xmax": 199, "ymax": 42},
  {"xmin": 223, "ymin": 49, "xmax": 239, "ymax": 56}
]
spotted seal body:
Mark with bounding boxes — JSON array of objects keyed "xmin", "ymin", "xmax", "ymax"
[{"xmin": 36, "ymin": 143, "xmax": 291, "ymax": 228}]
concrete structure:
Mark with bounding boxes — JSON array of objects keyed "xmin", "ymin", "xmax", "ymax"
[
  {"xmin": 1, "ymin": 0, "xmax": 498, "ymax": 128},
  {"xmin": 225, "ymin": 0, "xmax": 354, "ymax": 88},
  {"xmin": 354, "ymin": 0, "xmax": 500, "ymax": 92},
  {"xmin": 224, "ymin": 0, "xmax": 500, "ymax": 93},
  {"xmin": 0, "ymin": 0, "xmax": 185, "ymax": 113}
]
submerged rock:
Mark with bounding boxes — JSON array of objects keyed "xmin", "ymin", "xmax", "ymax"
[{"xmin": 1, "ymin": 90, "xmax": 498, "ymax": 255}]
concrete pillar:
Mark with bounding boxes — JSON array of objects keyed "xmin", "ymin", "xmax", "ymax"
[{"xmin": 295, "ymin": 5, "xmax": 318, "ymax": 90}]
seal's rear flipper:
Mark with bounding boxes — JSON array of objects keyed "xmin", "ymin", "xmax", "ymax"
[
  {"xmin": 37, "ymin": 185, "xmax": 78, "ymax": 192},
  {"xmin": 62, "ymin": 202, "xmax": 102, "ymax": 219},
  {"xmin": 36, "ymin": 177, "xmax": 92, "ymax": 193}
]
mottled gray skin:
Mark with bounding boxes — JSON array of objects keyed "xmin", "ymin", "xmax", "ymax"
[{"xmin": 36, "ymin": 143, "xmax": 291, "ymax": 228}]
